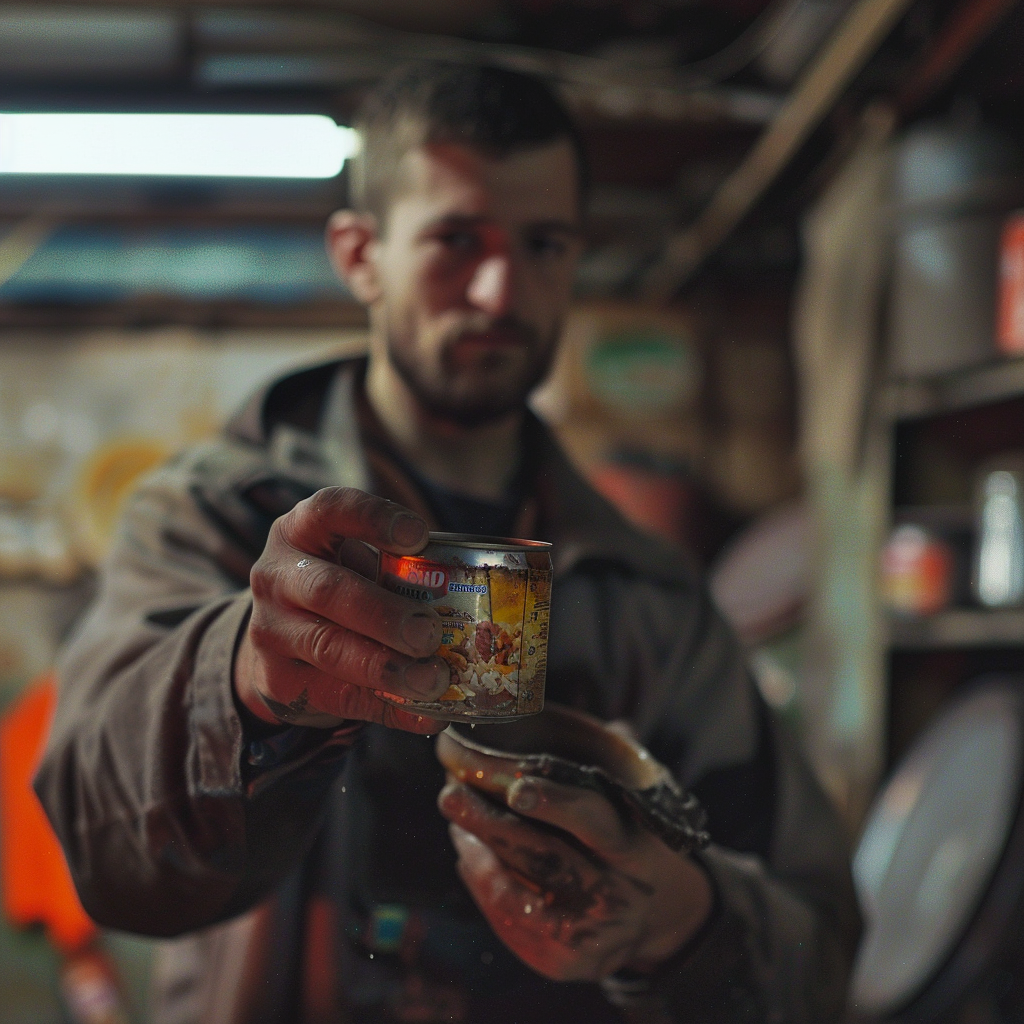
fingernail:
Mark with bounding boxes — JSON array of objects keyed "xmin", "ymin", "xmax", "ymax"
[
  {"xmin": 403, "ymin": 612, "xmax": 440, "ymax": 652},
  {"xmin": 437, "ymin": 781, "xmax": 461, "ymax": 813},
  {"xmin": 391, "ymin": 513, "xmax": 427, "ymax": 548},
  {"xmin": 404, "ymin": 659, "xmax": 448, "ymax": 699},
  {"xmin": 508, "ymin": 779, "xmax": 538, "ymax": 812},
  {"xmin": 449, "ymin": 822, "xmax": 472, "ymax": 846}
]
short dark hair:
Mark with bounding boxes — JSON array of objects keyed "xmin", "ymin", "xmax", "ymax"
[{"xmin": 349, "ymin": 61, "xmax": 589, "ymax": 223}]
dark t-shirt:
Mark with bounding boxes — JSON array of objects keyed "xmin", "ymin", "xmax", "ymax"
[
  {"xmin": 324, "ymin": 473, "xmax": 609, "ymax": 1022},
  {"xmin": 403, "ymin": 461, "xmax": 523, "ymax": 539}
]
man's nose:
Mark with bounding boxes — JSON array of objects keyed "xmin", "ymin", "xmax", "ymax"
[{"xmin": 466, "ymin": 254, "xmax": 513, "ymax": 316}]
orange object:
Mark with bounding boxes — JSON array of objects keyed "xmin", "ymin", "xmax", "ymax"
[
  {"xmin": 590, "ymin": 462, "xmax": 691, "ymax": 545},
  {"xmin": 0, "ymin": 673, "xmax": 97, "ymax": 953},
  {"xmin": 998, "ymin": 212, "xmax": 1024, "ymax": 355},
  {"xmin": 72, "ymin": 437, "xmax": 170, "ymax": 566},
  {"xmin": 880, "ymin": 525, "xmax": 954, "ymax": 617}
]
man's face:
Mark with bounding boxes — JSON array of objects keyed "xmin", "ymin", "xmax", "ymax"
[{"xmin": 370, "ymin": 140, "xmax": 583, "ymax": 427}]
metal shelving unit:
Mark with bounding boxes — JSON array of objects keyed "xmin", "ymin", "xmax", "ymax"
[
  {"xmin": 881, "ymin": 355, "xmax": 1024, "ymax": 773},
  {"xmin": 889, "ymin": 608, "xmax": 1024, "ymax": 649}
]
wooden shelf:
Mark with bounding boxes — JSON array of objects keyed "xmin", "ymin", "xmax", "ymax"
[
  {"xmin": 892, "ymin": 504, "xmax": 973, "ymax": 531},
  {"xmin": 888, "ymin": 356, "xmax": 1024, "ymax": 421},
  {"xmin": 889, "ymin": 608, "xmax": 1024, "ymax": 649}
]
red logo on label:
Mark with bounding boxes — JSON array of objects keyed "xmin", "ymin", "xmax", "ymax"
[
  {"xmin": 379, "ymin": 555, "xmax": 450, "ymax": 601},
  {"xmin": 402, "ymin": 565, "xmax": 448, "ymax": 592}
]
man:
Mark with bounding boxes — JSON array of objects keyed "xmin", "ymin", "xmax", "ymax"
[{"xmin": 36, "ymin": 62, "xmax": 859, "ymax": 1023}]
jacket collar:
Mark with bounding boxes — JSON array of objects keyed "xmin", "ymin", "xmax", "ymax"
[{"xmin": 225, "ymin": 356, "xmax": 697, "ymax": 585}]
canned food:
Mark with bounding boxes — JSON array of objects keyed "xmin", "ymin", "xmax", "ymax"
[
  {"xmin": 880, "ymin": 524, "xmax": 954, "ymax": 616},
  {"xmin": 377, "ymin": 533, "xmax": 552, "ymax": 722}
]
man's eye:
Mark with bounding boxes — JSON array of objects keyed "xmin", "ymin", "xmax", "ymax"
[
  {"xmin": 438, "ymin": 231, "xmax": 480, "ymax": 253},
  {"xmin": 527, "ymin": 235, "xmax": 567, "ymax": 258}
]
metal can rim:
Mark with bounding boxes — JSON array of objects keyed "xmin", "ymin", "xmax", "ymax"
[{"xmin": 427, "ymin": 531, "xmax": 552, "ymax": 552}]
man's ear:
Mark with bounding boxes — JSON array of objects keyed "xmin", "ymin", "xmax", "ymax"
[{"xmin": 325, "ymin": 210, "xmax": 382, "ymax": 304}]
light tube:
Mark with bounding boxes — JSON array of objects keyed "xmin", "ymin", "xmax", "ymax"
[{"xmin": 0, "ymin": 113, "xmax": 358, "ymax": 178}]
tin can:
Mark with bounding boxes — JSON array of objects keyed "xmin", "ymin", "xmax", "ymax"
[
  {"xmin": 880, "ymin": 524, "xmax": 954, "ymax": 617},
  {"xmin": 377, "ymin": 532, "xmax": 552, "ymax": 722},
  {"xmin": 998, "ymin": 212, "xmax": 1024, "ymax": 355}
]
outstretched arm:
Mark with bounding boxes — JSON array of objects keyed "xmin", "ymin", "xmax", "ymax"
[{"xmin": 34, "ymin": 440, "xmax": 448, "ymax": 937}]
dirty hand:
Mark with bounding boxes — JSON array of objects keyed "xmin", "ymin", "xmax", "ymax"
[
  {"xmin": 437, "ymin": 775, "xmax": 714, "ymax": 982},
  {"xmin": 234, "ymin": 486, "xmax": 449, "ymax": 733}
]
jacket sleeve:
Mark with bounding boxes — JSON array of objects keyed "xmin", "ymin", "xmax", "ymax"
[
  {"xmin": 649, "ymin": 713, "xmax": 861, "ymax": 1024},
  {"xmin": 33, "ymin": 440, "xmax": 352, "ymax": 937},
  {"xmin": 647, "ymin": 596, "xmax": 861, "ymax": 1024},
  {"xmin": 552, "ymin": 563, "xmax": 861, "ymax": 1023}
]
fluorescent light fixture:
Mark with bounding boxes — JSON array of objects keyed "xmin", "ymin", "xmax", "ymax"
[{"xmin": 0, "ymin": 113, "xmax": 358, "ymax": 178}]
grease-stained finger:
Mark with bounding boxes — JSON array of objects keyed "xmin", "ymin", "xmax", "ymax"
[
  {"xmin": 272, "ymin": 487, "xmax": 428, "ymax": 561},
  {"xmin": 249, "ymin": 604, "xmax": 449, "ymax": 702},
  {"xmin": 505, "ymin": 776, "xmax": 632, "ymax": 856},
  {"xmin": 252, "ymin": 552, "xmax": 442, "ymax": 659},
  {"xmin": 438, "ymin": 782, "xmax": 604, "ymax": 890}
]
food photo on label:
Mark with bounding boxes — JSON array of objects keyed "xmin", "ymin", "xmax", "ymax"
[{"xmin": 375, "ymin": 532, "xmax": 552, "ymax": 721}]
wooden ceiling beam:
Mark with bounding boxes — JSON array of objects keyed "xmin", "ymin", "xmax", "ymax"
[
  {"xmin": 641, "ymin": 0, "xmax": 919, "ymax": 299},
  {"xmin": 896, "ymin": 0, "xmax": 1020, "ymax": 116}
]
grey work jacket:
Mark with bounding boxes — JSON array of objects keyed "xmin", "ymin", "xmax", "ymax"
[{"xmin": 36, "ymin": 358, "xmax": 860, "ymax": 1023}]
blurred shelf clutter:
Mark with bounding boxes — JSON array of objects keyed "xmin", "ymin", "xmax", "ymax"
[
  {"xmin": 875, "ymin": 129, "xmax": 1024, "ymax": 762},
  {"xmin": 794, "ymin": 106, "xmax": 1024, "ymax": 1021},
  {"xmin": 0, "ymin": 329, "xmax": 360, "ymax": 702},
  {"xmin": 889, "ymin": 122, "xmax": 1022, "ymax": 379},
  {"xmin": 890, "ymin": 609, "xmax": 1024, "ymax": 649},
  {"xmin": 537, "ymin": 295, "xmax": 800, "ymax": 562},
  {"xmin": 0, "ymin": 328, "xmax": 365, "ymax": 1024},
  {"xmin": 877, "ymin": 379, "xmax": 1024, "ymax": 765}
]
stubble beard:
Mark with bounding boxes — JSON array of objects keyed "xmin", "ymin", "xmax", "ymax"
[{"xmin": 386, "ymin": 316, "xmax": 560, "ymax": 429}]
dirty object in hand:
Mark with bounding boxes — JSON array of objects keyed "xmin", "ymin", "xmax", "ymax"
[
  {"xmin": 437, "ymin": 702, "xmax": 710, "ymax": 852},
  {"xmin": 377, "ymin": 532, "xmax": 552, "ymax": 721}
]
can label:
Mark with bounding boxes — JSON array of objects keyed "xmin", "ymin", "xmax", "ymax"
[
  {"xmin": 880, "ymin": 524, "xmax": 953, "ymax": 616},
  {"xmin": 999, "ymin": 212, "xmax": 1024, "ymax": 355},
  {"xmin": 377, "ymin": 537, "xmax": 551, "ymax": 721}
]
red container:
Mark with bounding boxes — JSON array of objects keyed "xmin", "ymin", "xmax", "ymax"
[
  {"xmin": 880, "ymin": 525, "xmax": 954, "ymax": 617},
  {"xmin": 997, "ymin": 212, "xmax": 1024, "ymax": 355}
]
